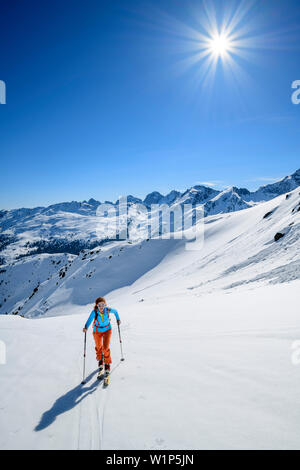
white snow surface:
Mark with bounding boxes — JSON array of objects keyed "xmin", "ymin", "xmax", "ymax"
[
  {"xmin": 0, "ymin": 187, "xmax": 300, "ymax": 449},
  {"xmin": 0, "ymin": 283, "xmax": 300, "ymax": 450}
]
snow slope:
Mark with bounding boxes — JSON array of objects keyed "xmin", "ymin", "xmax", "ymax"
[
  {"xmin": 1, "ymin": 185, "xmax": 299, "ymax": 317},
  {"xmin": 0, "ymin": 283, "xmax": 300, "ymax": 450},
  {"xmin": 0, "ymin": 187, "xmax": 300, "ymax": 449}
]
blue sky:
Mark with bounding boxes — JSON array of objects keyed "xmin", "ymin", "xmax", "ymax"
[{"xmin": 1, "ymin": 0, "xmax": 300, "ymax": 209}]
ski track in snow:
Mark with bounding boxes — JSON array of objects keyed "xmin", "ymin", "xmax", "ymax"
[
  {"xmin": 76, "ymin": 339, "xmax": 123, "ymax": 450},
  {"xmin": 76, "ymin": 349, "xmax": 106, "ymax": 450}
]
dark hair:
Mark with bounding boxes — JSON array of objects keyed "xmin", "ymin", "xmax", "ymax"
[{"xmin": 94, "ymin": 297, "xmax": 106, "ymax": 314}]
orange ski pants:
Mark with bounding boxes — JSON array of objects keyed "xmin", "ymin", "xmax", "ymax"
[{"xmin": 93, "ymin": 329, "xmax": 112, "ymax": 364}]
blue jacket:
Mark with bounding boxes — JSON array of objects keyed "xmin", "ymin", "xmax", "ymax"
[{"xmin": 85, "ymin": 307, "xmax": 120, "ymax": 333}]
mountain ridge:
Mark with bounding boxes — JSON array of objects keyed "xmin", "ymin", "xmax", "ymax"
[
  {"xmin": 0, "ymin": 168, "xmax": 299, "ymax": 264},
  {"xmin": 2, "ymin": 168, "xmax": 300, "ymax": 213}
]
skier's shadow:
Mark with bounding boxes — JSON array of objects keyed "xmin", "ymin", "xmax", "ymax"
[{"xmin": 34, "ymin": 369, "xmax": 100, "ymax": 432}]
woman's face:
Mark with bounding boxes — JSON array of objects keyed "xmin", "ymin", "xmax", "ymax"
[{"xmin": 98, "ymin": 302, "xmax": 106, "ymax": 312}]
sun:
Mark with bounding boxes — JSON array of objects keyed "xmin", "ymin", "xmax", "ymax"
[
  {"xmin": 163, "ymin": 0, "xmax": 267, "ymax": 91},
  {"xmin": 209, "ymin": 33, "xmax": 231, "ymax": 58}
]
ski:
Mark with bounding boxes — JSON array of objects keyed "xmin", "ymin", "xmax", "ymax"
[{"xmin": 104, "ymin": 372, "xmax": 110, "ymax": 387}]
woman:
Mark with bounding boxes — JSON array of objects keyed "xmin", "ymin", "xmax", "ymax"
[{"xmin": 83, "ymin": 297, "xmax": 120, "ymax": 375}]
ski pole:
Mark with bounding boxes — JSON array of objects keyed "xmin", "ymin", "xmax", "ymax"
[
  {"xmin": 117, "ymin": 323, "xmax": 125, "ymax": 361},
  {"xmin": 81, "ymin": 331, "xmax": 87, "ymax": 384}
]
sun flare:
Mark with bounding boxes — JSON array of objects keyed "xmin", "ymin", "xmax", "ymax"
[
  {"xmin": 209, "ymin": 33, "xmax": 231, "ymax": 58},
  {"xmin": 167, "ymin": 0, "xmax": 265, "ymax": 90}
]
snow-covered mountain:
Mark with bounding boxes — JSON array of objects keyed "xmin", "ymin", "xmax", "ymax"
[
  {"xmin": 1, "ymin": 168, "xmax": 299, "ymax": 265},
  {"xmin": 1, "ymin": 182, "xmax": 300, "ymax": 317},
  {"xmin": 247, "ymin": 168, "xmax": 300, "ymax": 202},
  {"xmin": 202, "ymin": 186, "xmax": 253, "ymax": 215}
]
